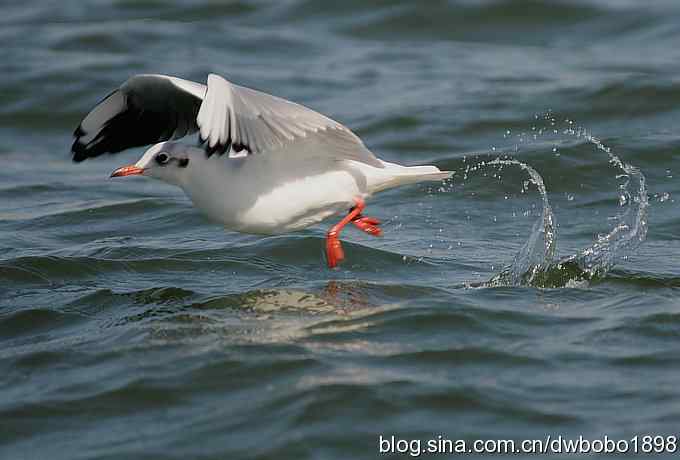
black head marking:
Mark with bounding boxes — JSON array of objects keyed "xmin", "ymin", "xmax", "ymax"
[
  {"xmin": 155, "ymin": 152, "xmax": 169, "ymax": 165},
  {"xmin": 178, "ymin": 158, "xmax": 190, "ymax": 168}
]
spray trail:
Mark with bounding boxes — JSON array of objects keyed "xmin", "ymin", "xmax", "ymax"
[{"xmin": 462, "ymin": 118, "xmax": 649, "ymax": 288}]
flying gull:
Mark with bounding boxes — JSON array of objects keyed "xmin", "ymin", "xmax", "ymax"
[{"xmin": 72, "ymin": 73, "xmax": 452, "ymax": 267}]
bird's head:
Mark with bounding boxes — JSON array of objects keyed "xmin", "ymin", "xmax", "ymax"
[{"xmin": 110, "ymin": 141, "xmax": 196, "ymax": 187}]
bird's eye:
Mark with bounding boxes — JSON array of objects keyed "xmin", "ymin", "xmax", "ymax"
[{"xmin": 155, "ymin": 153, "xmax": 169, "ymax": 165}]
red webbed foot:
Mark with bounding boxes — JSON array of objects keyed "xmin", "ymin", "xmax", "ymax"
[
  {"xmin": 351, "ymin": 215, "xmax": 382, "ymax": 236},
  {"xmin": 325, "ymin": 231, "xmax": 345, "ymax": 268},
  {"xmin": 324, "ymin": 197, "xmax": 383, "ymax": 268}
]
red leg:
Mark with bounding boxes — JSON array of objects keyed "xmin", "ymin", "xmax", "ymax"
[
  {"xmin": 325, "ymin": 198, "xmax": 384, "ymax": 268},
  {"xmin": 326, "ymin": 198, "xmax": 365, "ymax": 268}
]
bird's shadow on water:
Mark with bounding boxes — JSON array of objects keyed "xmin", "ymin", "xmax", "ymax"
[{"xmin": 97, "ymin": 280, "xmax": 401, "ymax": 346}]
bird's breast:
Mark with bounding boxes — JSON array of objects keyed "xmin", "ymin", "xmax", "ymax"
[
  {"xmin": 236, "ymin": 169, "xmax": 362, "ymax": 233},
  {"xmin": 182, "ymin": 156, "xmax": 366, "ymax": 234}
]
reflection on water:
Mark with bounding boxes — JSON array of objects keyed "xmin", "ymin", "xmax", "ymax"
[
  {"xmin": 203, "ymin": 281, "xmax": 377, "ymax": 315},
  {"xmin": 135, "ymin": 282, "xmax": 381, "ymax": 346}
]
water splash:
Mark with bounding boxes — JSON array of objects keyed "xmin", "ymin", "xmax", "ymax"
[
  {"xmin": 564, "ymin": 133, "xmax": 649, "ymax": 278},
  {"xmin": 486, "ymin": 159, "xmax": 557, "ymax": 287},
  {"xmin": 465, "ymin": 117, "xmax": 649, "ymax": 288}
]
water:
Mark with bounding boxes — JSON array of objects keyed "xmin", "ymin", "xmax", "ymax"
[{"xmin": 1, "ymin": 1, "xmax": 679, "ymax": 459}]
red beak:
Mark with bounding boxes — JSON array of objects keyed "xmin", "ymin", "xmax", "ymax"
[{"xmin": 110, "ymin": 165, "xmax": 145, "ymax": 178}]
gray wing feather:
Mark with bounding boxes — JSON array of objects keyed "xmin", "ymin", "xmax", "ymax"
[{"xmin": 73, "ymin": 73, "xmax": 383, "ymax": 168}]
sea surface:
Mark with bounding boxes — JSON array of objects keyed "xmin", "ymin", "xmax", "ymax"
[{"xmin": 1, "ymin": 1, "xmax": 679, "ymax": 459}]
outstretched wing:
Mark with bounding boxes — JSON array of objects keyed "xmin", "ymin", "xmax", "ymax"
[
  {"xmin": 72, "ymin": 73, "xmax": 383, "ymax": 167},
  {"xmin": 72, "ymin": 75, "xmax": 204, "ymax": 162}
]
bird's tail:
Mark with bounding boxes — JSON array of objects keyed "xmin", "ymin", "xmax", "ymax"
[{"xmin": 369, "ymin": 160, "xmax": 453, "ymax": 193}]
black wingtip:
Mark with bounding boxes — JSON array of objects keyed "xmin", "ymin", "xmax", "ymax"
[
  {"xmin": 71, "ymin": 138, "xmax": 87, "ymax": 162},
  {"xmin": 217, "ymin": 137, "xmax": 232, "ymax": 156},
  {"xmin": 198, "ymin": 134, "xmax": 252, "ymax": 158},
  {"xmin": 199, "ymin": 135, "xmax": 214, "ymax": 157},
  {"xmin": 206, "ymin": 142, "xmax": 220, "ymax": 157},
  {"xmin": 199, "ymin": 134, "xmax": 233, "ymax": 157},
  {"xmin": 68, "ymin": 76, "xmax": 203, "ymax": 163}
]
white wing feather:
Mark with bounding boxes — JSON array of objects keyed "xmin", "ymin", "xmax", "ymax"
[{"xmin": 195, "ymin": 74, "xmax": 383, "ymax": 166}]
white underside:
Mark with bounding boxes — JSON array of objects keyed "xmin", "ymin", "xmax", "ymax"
[
  {"xmin": 236, "ymin": 168, "xmax": 360, "ymax": 233},
  {"xmin": 179, "ymin": 150, "xmax": 451, "ymax": 235}
]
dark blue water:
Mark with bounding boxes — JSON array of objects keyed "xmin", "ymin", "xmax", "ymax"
[{"xmin": 1, "ymin": 1, "xmax": 679, "ymax": 459}]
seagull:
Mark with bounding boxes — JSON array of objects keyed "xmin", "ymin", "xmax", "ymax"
[{"xmin": 72, "ymin": 73, "xmax": 452, "ymax": 267}]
